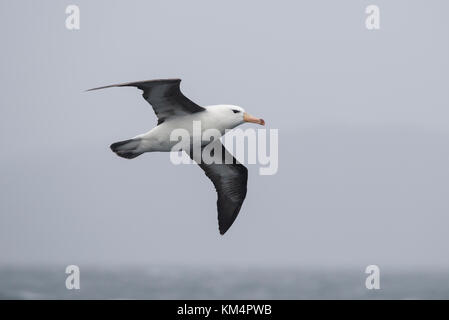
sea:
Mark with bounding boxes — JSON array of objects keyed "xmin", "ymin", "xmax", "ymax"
[{"xmin": 0, "ymin": 266, "xmax": 448, "ymax": 299}]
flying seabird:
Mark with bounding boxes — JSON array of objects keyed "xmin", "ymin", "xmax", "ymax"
[{"xmin": 87, "ymin": 79, "xmax": 265, "ymax": 235}]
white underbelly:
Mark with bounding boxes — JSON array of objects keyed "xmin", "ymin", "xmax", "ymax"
[{"xmin": 136, "ymin": 112, "xmax": 227, "ymax": 152}]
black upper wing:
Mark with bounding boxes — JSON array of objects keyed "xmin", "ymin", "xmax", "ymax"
[
  {"xmin": 190, "ymin": 140, "xmax": 248, "ymax": 235},
  {"xmin": 87, "ymin": 79, "xmax": 205, "ymax": 124}
]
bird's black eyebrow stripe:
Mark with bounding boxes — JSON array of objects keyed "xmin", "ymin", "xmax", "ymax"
[{"xmin": 232, "ymin": 109, "xmax": 240, "ymax": 113}]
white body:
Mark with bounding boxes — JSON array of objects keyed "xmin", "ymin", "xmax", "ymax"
[{"xmin": 133, "ymin": 105, "xmax": 245, "ymax": 153}]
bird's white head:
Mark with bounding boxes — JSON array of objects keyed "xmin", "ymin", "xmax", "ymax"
[{"xmin": 208, "ymin": 105, "xmax": 265, "ymax": 130}]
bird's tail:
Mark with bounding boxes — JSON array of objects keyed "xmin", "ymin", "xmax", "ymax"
[{"xmin": 110, "ymin": 138, "xmax": 143, "ymax": 159}]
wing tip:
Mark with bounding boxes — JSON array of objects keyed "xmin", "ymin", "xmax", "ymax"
[
  {"xmin": 218, "ymin": 203, "xmax": 244, "ymax": 236},
  {"xmin": 84, "ymin": 85, "xmax": 116, "ymax": 92},
  {"xmin": 85, "ymin": 78, "xmax": 182, "ymax": 93}
]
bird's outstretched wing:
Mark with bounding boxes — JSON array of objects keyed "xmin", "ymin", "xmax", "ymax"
[
  {"xmin": 189, "ymin": 140, "xmax": 248, "ymax": 235},
  {"xmin": 87, "ymin": 79, "xmax": 205, "ymax": 125}
]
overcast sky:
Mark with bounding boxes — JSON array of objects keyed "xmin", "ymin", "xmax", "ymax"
[{"xmin": 0, "ymin": 0, "xmax": 448, "ymax": 268}]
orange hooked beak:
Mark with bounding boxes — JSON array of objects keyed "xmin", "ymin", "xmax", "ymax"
[{"xmin": 243, "ymin": 112, "xmax": 265, "ymax": 126}]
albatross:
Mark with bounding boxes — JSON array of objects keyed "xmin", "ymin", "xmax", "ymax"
[{"xmin": 87, "ymin": 79, "xmax": 265, "ymax": 235}]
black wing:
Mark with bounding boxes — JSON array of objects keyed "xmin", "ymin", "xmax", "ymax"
[
  {"xmin": 87, "ymin": 79, "xmax": 205, "ymax": 125},
  {"xmin": 190, "ymin": 140, "xmax": 248, "ymax": 235}
]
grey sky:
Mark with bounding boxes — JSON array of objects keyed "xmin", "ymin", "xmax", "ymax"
[{"xmin": 0, "ymin": 0, "xmax": 448, "ymax": 268}]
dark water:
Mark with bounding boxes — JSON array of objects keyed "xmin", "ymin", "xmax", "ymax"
[{"xmin": 0, "ymin": 266, "xmax": 448, "ymax": 299}]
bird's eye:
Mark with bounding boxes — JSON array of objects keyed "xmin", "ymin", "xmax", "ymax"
[{"xmin": 232, "ymin": 109, "xmax": 240, "ymax": 114}]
